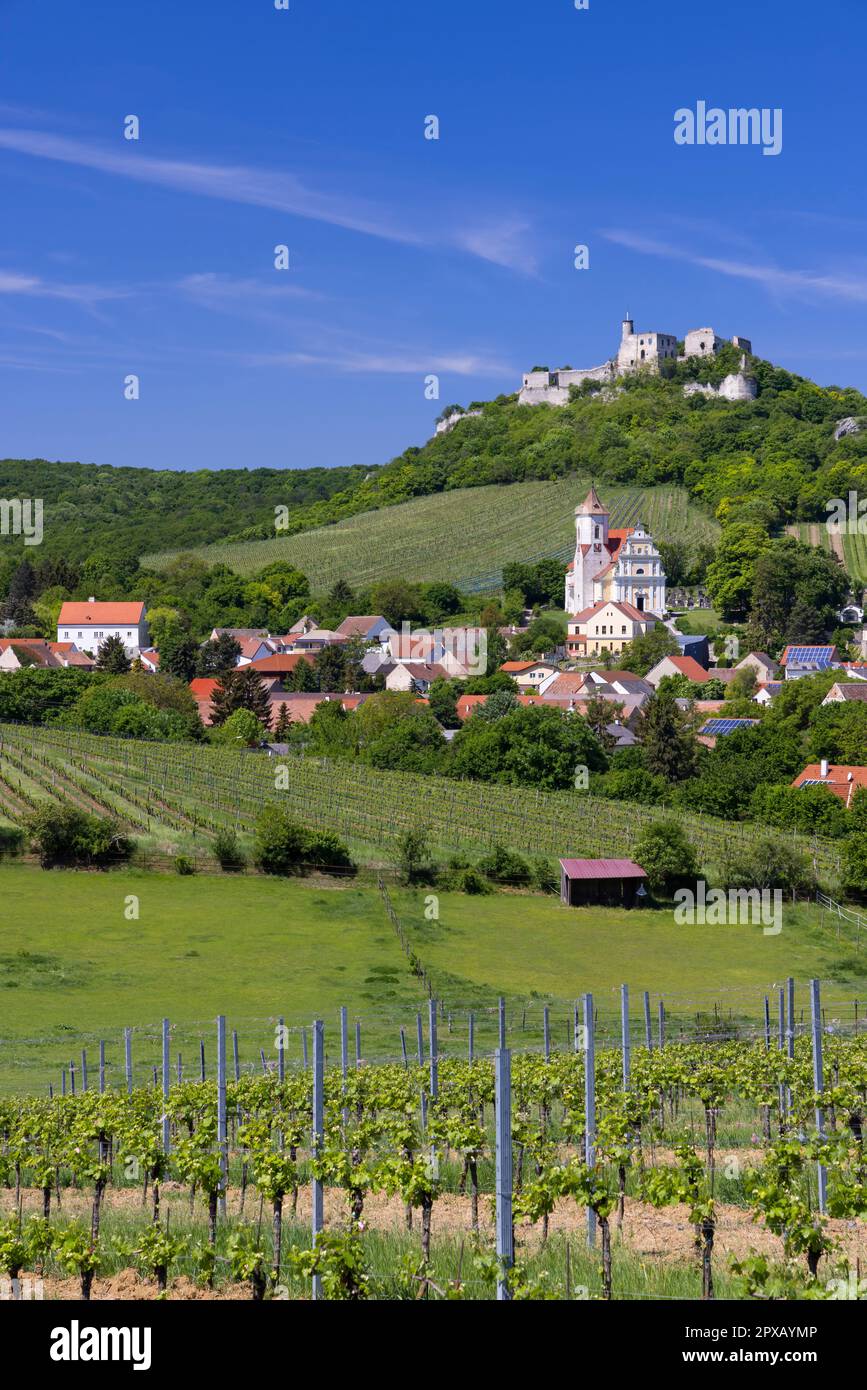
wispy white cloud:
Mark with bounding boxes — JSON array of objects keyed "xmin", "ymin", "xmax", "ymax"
[
  {"xmin": 177, "ymin": 272, "xmax": 320, "ymax": 311},
  {"xmin": 245, "ymin": 347, "xmax": 515, "ymax": 377},
  {"xmin": 0, "ymin": 126, "xmax": 538, "ymax": 275},
  {"xmin": 0, "ymin": 127, "xmax": 424, "ymax": 247},
  {"xmin": 602, "ymin": 228, "xmax": 867, "ymax": 305},
  {"xmin": 453, "ymin": 218, "xmax": 539, "ymax": 276},
  {"xmin": 0, "ymin": 267, "xmax": 130, "ymax": 308}
]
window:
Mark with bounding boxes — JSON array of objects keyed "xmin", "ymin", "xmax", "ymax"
[{"xmin": 622, "ymin": 626, "xmax": 627, "ymax": 634}]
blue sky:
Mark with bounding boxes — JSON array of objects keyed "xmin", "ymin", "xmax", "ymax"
[{"xmin": 1, "ymin": 0, "xmax": 866, "ymax": 474}]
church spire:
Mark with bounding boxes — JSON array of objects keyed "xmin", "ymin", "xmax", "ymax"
[{"xmin": 575, "ymin": 484, "xmax": 607, "ymax": 516}]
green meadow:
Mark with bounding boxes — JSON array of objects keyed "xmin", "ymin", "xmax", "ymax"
[{"xmin": 1, "ymin": 865, "xmax": 865, "ymax": 1093}]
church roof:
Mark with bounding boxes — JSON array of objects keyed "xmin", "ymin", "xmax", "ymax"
[{"xmin": 575, "ymin": 485, "xmax": 607, "ymax": 516}]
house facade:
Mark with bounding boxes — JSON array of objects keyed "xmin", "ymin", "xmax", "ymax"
[
  {"xmin": 57, "ymin": 600, "xmax": 149, "ymax": 657},
  {"xmin": 567, "ymin": 600, "xmax": 655, "ymax": 657}
]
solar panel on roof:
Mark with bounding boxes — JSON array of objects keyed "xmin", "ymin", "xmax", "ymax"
[
  {"xmin": 784, "ymin": 646, "xmax": 834, "ymax": 667},
  {"xmin": 699, "ymin": 718, "xmax": 760, "ymax": 736}
]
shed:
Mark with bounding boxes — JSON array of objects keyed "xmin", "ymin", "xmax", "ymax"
[{"xmin": 559, "ymin": 857, "xmax": 648, "ymax": 908}]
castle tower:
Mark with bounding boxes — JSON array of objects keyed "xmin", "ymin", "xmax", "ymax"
[{"xmin": 621, "ymin": 313, "xmax": 634, "ymax": 340}]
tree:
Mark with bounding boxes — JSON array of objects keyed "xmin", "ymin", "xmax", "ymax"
[
  {"xmin": 583, "ymin": 694, "xmax": 625, "ymax": 747},
  {"xmin": 447, "ymin": 705, "xmax": 607, "ymax": 791},
  {"xmin": 619, "ymin": 624, "xmax": 679, "ymax": 676},
  {"xmin": 841, "ymin": 835, "xmax": 867, "ymax": 901},
  {"xmin": 287, "ymin": 656, "xmax": 318, "ymax": 691},
  {"xmin": 314, "ymin": 644, "xmax": 347, "ymax": 692},
  {"xmin": 637, "ymin": 691, "xmax": 700, "ymax": 782},
  {"xmin": 95, "ymin": 635, "xmax": 131, "ymax": 674},
  {"xmin": 196, "ymin": 633, "xmax": 241, "ymax": 676},
  {"xmin": 705, "ymin": 524, "xmax": 772, "ymax": 619},
  {"xmin": 159, "ymin": 630, "xmax": 199, "ymax": 683},
  {"xmin": 719, "ymin": 837, "xmax": 813, "ymax": 893},
  {"xmin": 211, "ymin": 707, "xmax": 265, "ymax": 747},
  {"xmin": 427, "ymin": 677, "xmax": 460, "ymax": 729},
  {"xmin": 145, "ymin": 607, "xmax": 184, "ymax": 651},
  {"xmin": 748, "ymin": 537, "xmax": 848, "ymax": 648},
  {"xmin": 210, "ymin": 667, "xmax": 271, "ymax": 727},
  {"xmin": 273, "ymin": 703, "xmax": 292, "ymax": 739},
  {"xmin": 397, "ymin": 826, "xmax": 433, "ymax": 885},
  {"xmin": 633, "ymin": 819, "xmax": 700, "ymax": 897}
]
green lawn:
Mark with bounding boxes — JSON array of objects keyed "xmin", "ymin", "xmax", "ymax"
[
  {"xmin": 0, "ymin": 866, "xmax": 425, "ymax": 1093},
  {"xmin": 673, "ymin": 608, "xmax": 727, "ymax": 637},
  {"xmin": 2, "ymin": 866, "xmax": 865, "ymax": 1095},
  {"xmin": 390, "ymin": 888, "xmax": 867, "ymax": 1032}
]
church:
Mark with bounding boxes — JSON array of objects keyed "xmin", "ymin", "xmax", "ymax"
[{"xmin": 564, "ymin": 487, "xmax": 667, "ymax": 616}]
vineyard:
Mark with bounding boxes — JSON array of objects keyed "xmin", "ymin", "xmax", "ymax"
[
  {"xmin": 0, "ymin": 724, "xmax": 843, "ymax": 882},
  {"xmin": 139, "ymin": 479, "xmax": 718, "ymax": 592},
  {"xmin": 1, "ymin": 997, "xmax": 865, "ymax": 1302}
]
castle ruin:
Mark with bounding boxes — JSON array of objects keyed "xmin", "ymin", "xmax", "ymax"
[{"xmin": 518, "ymin": 315, "xmax": 756, "ymax": 406}]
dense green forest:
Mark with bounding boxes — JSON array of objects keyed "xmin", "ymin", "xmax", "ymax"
[{"xmin": 0, "ymin": 458, "xmax": 369, "ymax": 568}]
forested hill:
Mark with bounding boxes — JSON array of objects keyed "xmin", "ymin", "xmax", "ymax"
[
  {"xmin": 0, "ymin": 458, "xmax": 370, "ymax": 566},
  {"xmin": 3, "ymin": 349, "xmax": 867, "ymax": 573}
]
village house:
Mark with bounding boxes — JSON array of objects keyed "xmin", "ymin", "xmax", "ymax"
[
  {"xmin": 735, "ymin": 652, "xmax": 779, "ymax": 682},
  {"xmin": 645, "ymin": 653, "xmax": 709, "ymax": 688},
  {"xmin": 821, "ymin": 682, "xmax": 867, "ymax": 705},
  {"xmin": 567, "ymin": 600, "xmax": 656, "ymax": 657},
  {"xmin": 499, "ymin": 659, "xmax": 560, "ymax": 692},
  {"xmin": 383, "ymin": 661, "xmax": 449, "ymax": 695},
  {"xmin": 57, "ymin": 600, "xmax": 149, "ymax": 657},
  {"xmin": 753, "ymin": 682, "xmax": 782, "ymax": 706},
  {"xmin": 792, "ymin": 761, "xmax": 867, "ymax": 808},
  {"xmin": 335, "ymin": 615, "xmax": 392, "ymax": 645}
]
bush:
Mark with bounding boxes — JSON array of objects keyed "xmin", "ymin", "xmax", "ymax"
[
  {"xmin": 633, "ymin": 818, "xmax": 701, "ymax": 897},
  {"xmin": 0, "ymin": 825, "xmax": 24, "ymax": 858},
  {"xmin": 254, "ymin": 807, "xmax": 354, "ymax": 876},
  {"xmin": 456, "ymin": 867, "xmax": 494, "ymax": 895},
  {"xmin": 213, "ymin": 829, "xmax": 247, "ymax": 872},
  {"xmin": 841, "ymin": 833, "xmax": 867, "ymax": 901},
  {"xmin": 719, "ymin": 837, "xmax": 814, "ymax": 894},
  {"xmin": 24, "ymin": 804, "xmax": 133, "ymax": 869},
  {"xmin": 174, "ymin": 854, "xmax": 197, "ymax": 876},
  {"xmin": 303, "ymin": 831, "xmax": 355, "ymax": 874},
  {"xmin": 476, "ymin": 843, "xmax": 532, "ymax": 886},
  {"xmin": 396, "ymin": 826, "xmax": 434, "ymax": 885},
  {"xmin": 531, "ymin": 856, "xmax": 558, "ymax": 893}
]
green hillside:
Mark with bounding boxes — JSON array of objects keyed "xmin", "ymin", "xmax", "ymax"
[
  {"xmin": 141, "ymin": 479, "xmax": 717, "ymax": 591},
  {"xmin": 2, "ymin": 352, "xmax": 866, "ymax": 595}
]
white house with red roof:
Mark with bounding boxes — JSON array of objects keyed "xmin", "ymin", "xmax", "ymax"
[
  {"xmin": 57, "ymin": 600, "xmax": 149, "ymax": 657},
  {"xmin": 498, "ymin": 659, "xmax": 560, "ymax": 692},
  {"xmin": 564, "ymin": 487, "xmax": 667, "ymax": 616},
  {"xmin": 567, "ymin": 599, "xmax": 656, "ymax": 656}
]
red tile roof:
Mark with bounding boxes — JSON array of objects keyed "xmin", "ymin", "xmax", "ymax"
[
  {"xmin": 792, "ymin": 764, "xmax": 867, "ymax": 807},
  {"xmin": 570, "ymin": 599, "xmax": 650, "ymax": 624},
  {"xmin": 58, "ymin": 602, "xmax": 146, "ymax": 625},
  {"xmin": 248, "ymin": 652, "xmax": 314, "ymax": 674},
  {"xmin": 665, "ymin": 654, "xmax": 709, "ymax": 681}
]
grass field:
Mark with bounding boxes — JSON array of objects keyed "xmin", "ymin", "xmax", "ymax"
[
  {"xmin": 140, "ymin": 479, "xmax": 719, "ymax": 592},
  {"xmin": 1, "ymin": 864, "xmax": 864, "ymax": 1094},
  {"xmin": 673, "ymin": 608, "xmax": 727, "ymax": 637}
]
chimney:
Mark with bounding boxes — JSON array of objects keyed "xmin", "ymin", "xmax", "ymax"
[{"xmin": 820, "ymin": 759, "xmax": 829, "ymax": 778}]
